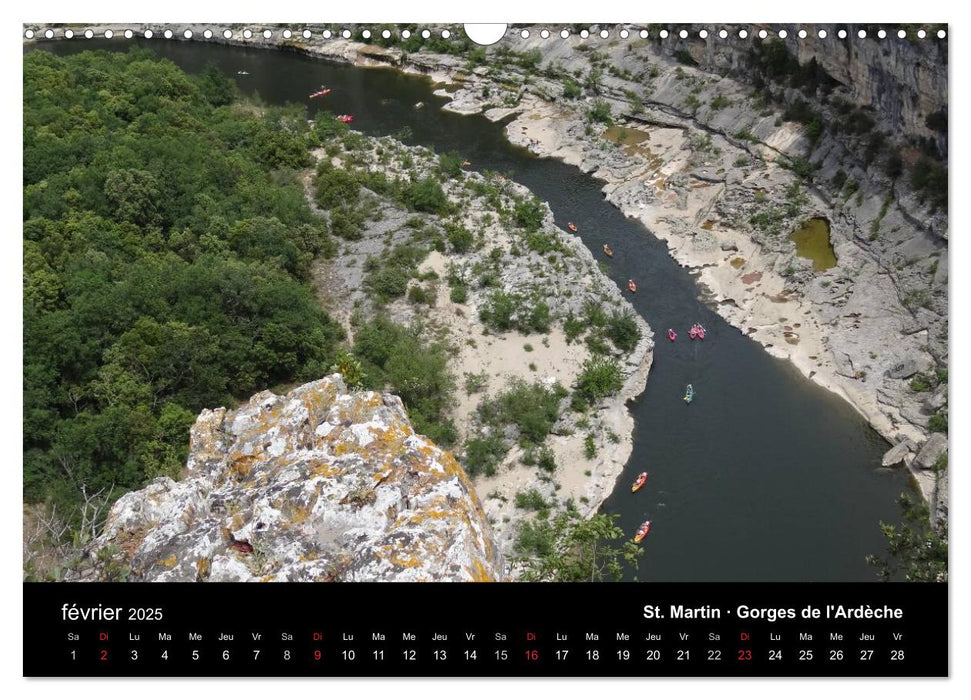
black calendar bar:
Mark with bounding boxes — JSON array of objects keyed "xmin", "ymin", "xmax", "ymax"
[{"xmin": 24, "ymin": 582, "xmax": 947, "ymax": 677}]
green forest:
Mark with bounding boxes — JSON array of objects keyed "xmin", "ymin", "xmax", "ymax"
[{"xmin": 24, "ymin": 48, "xmax": 345, "ymax": 523}]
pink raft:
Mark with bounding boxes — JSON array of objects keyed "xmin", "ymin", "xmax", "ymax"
[
  {"xmin": 689, "ymin": 323, "xmax": 707, "ymax": 340},
  {"xmin": 667, "ymin": 329, "xmax": 677, "ymax": 342}
]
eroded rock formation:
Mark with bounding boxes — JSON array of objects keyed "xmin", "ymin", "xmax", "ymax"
[{"xmin": 86, "ymin": 376, "xmax": 505, "ymax": 581}]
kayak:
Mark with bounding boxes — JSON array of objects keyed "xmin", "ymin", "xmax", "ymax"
[
  {"xmin": 633, "ymin": 520, "xmax": 652, "ymax": 543},
  {"xmin": 567, "ymin": 222, "xmax": 578, "ymax": 232},
  {"xmin": 683, "ymin": 384, "xmax": 694, "ymax": 403},
  {"xmin": 309, "ymin": 87, "xmax": 332, "ymax": 99},
  {"xmin": 603, "ymin": 244, "xmax": 614, "ymax": 258},
  {"xmin": 335, "ymin": 114, "xmax": 354, "ymax": 123},
  {"xmin": 667, "ymin": 329, "xmax": 677, "ymax": 342},
  {"xmin": 628, "ymin": 280, "xmax": 637, "ymax": 293},
  {"xmin": 631, "ymin": 472, "xmax": 649, "ymax": 492}
]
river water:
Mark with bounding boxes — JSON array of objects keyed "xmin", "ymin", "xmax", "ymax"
[{"xmin": 34, "ymin": 39, "xmax": 912, "ymax": 581}]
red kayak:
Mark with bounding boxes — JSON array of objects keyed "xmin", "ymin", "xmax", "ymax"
[
  {"xmin": 335, "ymin": 114, "xmax": 354, "ymax": 123},
  {"xmin": 309, "ymin": 87, "xmax": 332, "ymax": 99},
  {"xmin": 667, "ymin": 329, "xmax": 677, "ymax": 342},
  {"xmin": 633, "ymin": 520, "xmax": 652, "ymax": 543},
  {"xmin": 631, "ymin": 472, "xmax": 649, "ymax": 492}
]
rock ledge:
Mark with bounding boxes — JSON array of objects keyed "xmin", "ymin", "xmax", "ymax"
[{"xmin": 87, "ymin": 376, "xmax": 505, "ymax": 582}]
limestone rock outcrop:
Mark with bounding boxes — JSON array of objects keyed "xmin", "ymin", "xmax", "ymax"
[{"xmin": 86, "ymin": 376, "xmax": 505, "ymax": 582}]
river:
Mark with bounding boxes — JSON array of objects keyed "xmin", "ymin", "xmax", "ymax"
[{"xmin": 32, "ymin": 38, "xmax": 912, "ymax": 581}]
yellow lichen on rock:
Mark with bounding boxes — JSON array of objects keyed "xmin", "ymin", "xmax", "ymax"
[{"xmin": 86, "ymin": 375, "xmax": 506, "ymax": 582}]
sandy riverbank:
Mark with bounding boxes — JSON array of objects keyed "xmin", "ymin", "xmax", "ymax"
[{"xmin": 304, "ymin": 134, "xmax": 653, "ymax": 554}]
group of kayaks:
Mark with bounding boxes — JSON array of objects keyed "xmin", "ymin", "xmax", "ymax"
[
  {"xmin": 308, "ymin": 86, "xmax": 355, "ymax": 123},
  {"xmin": 666, "ymin": 323, "xmax": 707, "ymax": 342},
  {"xmin": 562, "ymin": 222, "xmax": 713, "ymax": 544},
  {"xmin": 630, "ymin": 471, "xmax": 652, "ymax": 543},
  {"xmin": 670, "ymin": 325, "xmax": 705, "ymax": 406},
  {"xmin": 570, "ymin": 227, "xmax": 635, "ymax": 291}
]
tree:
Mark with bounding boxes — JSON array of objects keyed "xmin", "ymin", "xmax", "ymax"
[
  {"xmin": 315, "ymin": 165, "xmax": 360, "ymax": 209},
  {"xmin": 198, "ymin": 62, "xmax": 236, "ymax": 107},
  {"xmin": 23, "ymin": 50, "xmax": 346, "ymax": 537},
  {"xmin": 515, "ymin": 507, "xmax": 644, "ymax": 581},
  {"xmin": 104, "ymin": 169, "xmax": 163, "ymax": 228},
  {"xmin": 867, "ymin": 492, "xmax": 947, "ymax": 582}
]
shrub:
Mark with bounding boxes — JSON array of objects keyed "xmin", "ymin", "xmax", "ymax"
[
  {"xmin": 401, "ymin": 176, "xmax": 450, "ymax": 214},
  {"xmin": 784, "ymin": 156, "xmax": 815, "ymax": 180},
  {"xmin": 526, "ymin": 300, "xmax": 551, "ymax": 334},
  {"xmin": 928, "ymin": 411, "xmax": 948, "ymax": 434},
  {"xmin": 513, "ymin": 197, "xmax": 546, "ymax": 232},
  {"xmin": 464, "ymin": 371, "xmax": 489, "ymax": 394},
  {"xmin": 438, "ymin": 151, "xmax": 464, "ymax": 179},
  {"xmin": 329, "ymin": 349, "xmax": 365, "ymax": 388},
  {"xmin": 464, "ymin": 433, "xmax": 506, "ymax": 477},
  {"xmin": 515, "ymin": 489, "xmax": 550, "ymax": 511},
  {"xmin": 330, "ymin": 205, "xmax": 366, "ymax": 240},
  {"xmin": 573, "ymin": 356, "xmax": 624, "ymax": 409},
  {"xmin": 449, "ymin": 284, "xmax": 468, "ymax": 303},
  {"xmin": 536, "ymin": 446, "xmax": 557, "ymax": 473},
  {"xmin": 563, "ymin": 313, "xmax": 585, "ymax": 343},
  {"xmin": 884, "ymin": 150, "xmax": 904, "ymax": 180},
  {"xmin": 364, "ymin": 243, "xmax": 428, "ymax": 302},
  {"xmin": 407, "ymin": 284, "xmax": 434, "ymax": 305},
  {"xmin": 584, "ymin": 434, "xmax": 597, "ymax": 459},
  {"xmin": 563, "ymin": 78, "xmax": 581, "ymax": 99},
  {"xmin": 479, "ymin": 290, "xmax": 518, "ymax": 331},
  {"xmin": 909, "ymin": 373, "xmax": 933, "ymax": 392},
  {"xmin": 525, "ymin": 231, "xmax": 561, "ymax": 254},
  {"xmin": 910, "ymin": 156, "xmax": 948, "ymax": 212},
  {"xmin": 606, "ymin": 311, "xmax": 640, "ymax": 352},
  {"xmin": 445, "ymin": 223, "xmax": 474, "ymax": 253},
  {"xmin": 584, "ymin": 301, "xmax": 608, "ymax": 328},
  {"xmin": 367, "ymin": 264, "xmax": 411, "ymax": 300},
  {"xmin": 315, "ymin": 165, "xmax": 360, "ymax": 209},
  {"xmin": 353, "ymin": 316, "xmax": 454, "ymax": 444},
  {"xmin": 479, "ymin": 379, "xmax": 567, "ymax": 446},
  {"xmin": 588, "ymin": 99, "xmax": 612, "ymax": 125}
]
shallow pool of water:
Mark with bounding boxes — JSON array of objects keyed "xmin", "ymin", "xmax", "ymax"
[{"xmin": 790, "ymin": 218, "xmax": 837, "ymax": 271}]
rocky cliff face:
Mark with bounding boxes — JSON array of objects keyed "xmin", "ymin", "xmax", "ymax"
[
  {"xmin": 680, "ymin": 24, "xmax": 947, "ymax": 149},
  {"xmin": 86, "ymin": 376, "xmax": 505, "ymax": 582}
]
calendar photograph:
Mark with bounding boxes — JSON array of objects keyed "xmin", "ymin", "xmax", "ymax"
[
  {"xmin": 22, "ymin": 23, "xmax": 947, "ymax": 594},
  {"xmin": 20, "ymin": 17, "xmax": 954, "ymax": 679}
]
